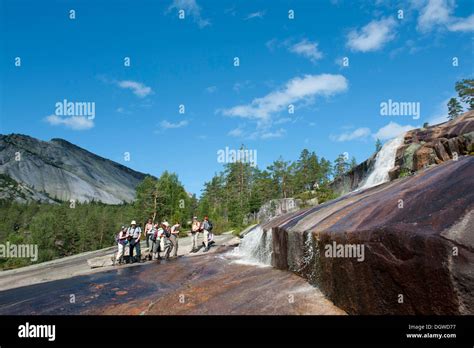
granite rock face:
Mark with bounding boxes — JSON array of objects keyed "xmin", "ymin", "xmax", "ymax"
[
  {"xmin": 397, "ymin": 111, "xmax": 474, "ymax": 173},
  {"xmin": 0, "ymin": 134, "xmax": 148, "ymax": 204},
  {"xmin": 255, "ymin": 198, "xmax": 303, "ymax": 223},
  {"xmin": 329, "ymin": 154, "xmax": 376, "ymax": 196},
  {"xmin": 260, "ymin": 156, "xmax": 474, "ymax": 314}
]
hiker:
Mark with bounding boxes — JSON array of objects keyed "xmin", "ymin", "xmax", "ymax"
[
  {"xmin": 170, "ymin": 222, "xmax": 180, "ymax": 257},
  {"xmin": 127, "ymin": 220, "xmax": 142, "ymax": 263},
  {"xmin": 144, "ymin": 218, "xmax": 154, "ymax": 248},
  {"xmin": 151, "ymin": 223, "xmax": 163, "ymax": 260},
  {"xmin": 161, "ymin": 221, "xmax": 172, "ymax": 260},
  {"xmin": 146, "ymin": 222, "xmax": 157, "ymax": 260},
  {"xmin": 200, "ymin": 216, "xmax": 213, "ymax": 252},
  {"xmin": 190, "ymin": 217, "xmax": 201, "ymax": 253},
  {"xmin": 115, "ymin": 226, "xmax": 129, "ymax": 264}
]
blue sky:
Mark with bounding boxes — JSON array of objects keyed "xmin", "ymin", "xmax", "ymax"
[{"xmin": 1, "ymin": 0, "xmax": 473, "ymax": 195}]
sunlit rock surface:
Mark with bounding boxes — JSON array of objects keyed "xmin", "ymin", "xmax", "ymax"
[
  {"xmin": 396, "ymin": 110, "xmax": 474, "ymax": 173},
  {"xmin": 0, "ymin": 246, "xmax": 345, "ymax": 315}
]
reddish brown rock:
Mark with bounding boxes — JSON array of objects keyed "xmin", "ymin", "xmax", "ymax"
[
  {"xmin": 262, "ymin": 156, "xmax": 474, "ymax": 315},
  {"xmin": 388, "ymin": 165, "xmax": 401, "ymax": 181},
  {"xmin": 397, "ymin": 111, "xmax": 474, "ymax": 174},
  {"xmin": 413, "ymin": 145, "xmax": 437, "ymax": 170}
]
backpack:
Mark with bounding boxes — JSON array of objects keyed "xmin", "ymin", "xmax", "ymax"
[{"xmin": 206, "ymin": 220, "xmax": 213, "ymax": 231}]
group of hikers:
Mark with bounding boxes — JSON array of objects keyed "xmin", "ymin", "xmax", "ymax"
[{"xmin": 114, "ymin": 216, "xmax": 214, "ymax": 265}]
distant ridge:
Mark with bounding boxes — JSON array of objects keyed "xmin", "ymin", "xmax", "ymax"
[{"xmin": 0, "ymin": 134, "xmax": 150, "ymax": 204}]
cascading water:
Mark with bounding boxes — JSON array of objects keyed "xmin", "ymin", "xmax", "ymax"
[
  {"xmin": 359, "ymin": 135, "xmax": 404, "ymax": 190},
  {"xmin": 230, "ymin": 226, "xmax": 273, "ymax": 266}
]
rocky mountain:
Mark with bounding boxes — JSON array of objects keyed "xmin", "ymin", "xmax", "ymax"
[
  {"xmin": 0, "ymin": 134, "xmax": 149, "ymax": 204},
  {"xmin": 0, "ymin": 173, "xmax": 56, "ymax": 204}
]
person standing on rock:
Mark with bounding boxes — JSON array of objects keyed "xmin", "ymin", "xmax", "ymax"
[
  {"xmin": 200, "ymin": 216, "xmax": 212, "ymax": 252},
  {"xmin": 150, "ymin": 223, "xmax": 160, "ymax": 260},
  {"xmin": 115, "ymin": 225, "xmax": 129, "ymax": 265},
  {"xmin": 190, "ymin": 217, "xmax": 201, "ymax": 253},
  {"xmin": 160, "ymin": 221, "xmax": 172, "ymax": 260},
  {"xmin": 127, "ymin": 220, "xmax": 142, "ymax": 263},
  {"xmin": 144, "ymin": 218, "xmax": 154, "ymax": 248},
  {"xmin": 170, "ymin": 221, "xmax": 180, "ymax": 258}
]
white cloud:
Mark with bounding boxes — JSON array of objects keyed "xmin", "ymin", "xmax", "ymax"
[
  {"xmin": 265, "ymin": 38, "xmax": 278, "ymax": 51},
  {"xmin": 331, "ymin": 122, "xmax": 418, "ymax": 142},
  {"xmin": 416, "ymin": 0, "xmax": 453, "ymax": 32},
  {"xmin": 260, "ymin": 128, "xmax": 286, "ymax": 139},
  {"xmin": 346, "ymin": 17, "xmax": 397, "ymax": 52},
  {"xmin": 220, "ymin": 74, "xmax": 348, "ymax": 125},
  {"xmin": 45, "ymin": 115, "xmax": 94, "ymax": 130},
  {"xmin": 160, "ymin": 120, "xmax": 189, "ymax": 129},
  {"xmin": 228, "ymin": 127, "xmax": 244, "ymax": 137},
  {"xmin": 289, "ymin": 39, "xmax": 323, "ymax": 63},
  {"xmin": 274, "ymin": 117, "xmax": 292, "ymax": 125},
  {"xmin": 330, "ymin": 127, "xmax": 371, "ymax": 142},
  {"xmin": 245, "ymin": 11, "xmax": 265, "ymax": 20},
  {"xmin": 168, "ymin": 0, "xmax": 210, "ymax": 28},
  {"xmin": 205, "ymin": 85, "xmax": 217, "ymax": 93},
  {"xmin": 373, "ymin": 122, "xmax": 416, "ymax": 140},
  {"xmin": 233, "ymin": 80, "xmax": 252, "ymax": 93},
  {"xmin": 447, "ymin": 14, "xmax": 474, "ymax": 32},
  {"xmin": 117, "ymin": 80, "xmax": 153, "ymax": 98},
  {"xmin": 414, "ymin": 0, "xmax": 473, "ymax": 32}
]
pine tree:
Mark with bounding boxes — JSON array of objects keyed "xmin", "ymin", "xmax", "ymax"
[
  {"xmin": 447, "ymin": 97, "xmax": 463, "ymax": 120},
  {"xmin": 333, "ymin": 154, "xmax": 349, "ymax": 178},
  {"xmin": 350, "ymin": 156, "xmax": 357, "ymax": 169},
  {"xmin": 455, "ymin": 79, "xmax": 473, "ymax": 111}
]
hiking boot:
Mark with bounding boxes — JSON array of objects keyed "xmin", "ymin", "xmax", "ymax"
[{"xmin": 203, "ymin": 247, "xmax": 209, "ymax": 252}]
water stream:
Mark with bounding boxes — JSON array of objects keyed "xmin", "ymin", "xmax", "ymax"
[
  {"xmin": 229, "ymin": 226, "xmax": 273, "ymax": 266},
  {"xmin": 358, "ymin": 135, "xmax": 404, "ymax": 190}
]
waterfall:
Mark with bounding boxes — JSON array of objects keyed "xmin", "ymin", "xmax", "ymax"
[
  {"xmin": 359, "ymin": 135, "xmax": 404, "ymax": 190},
  {"xmin": 230, "ymin": 226, "xmax": 273, "ymax": 266}
]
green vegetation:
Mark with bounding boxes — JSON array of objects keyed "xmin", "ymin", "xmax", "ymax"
[
  {"xmin": 134, "ymin": 171, "xmax": 197, "ymax": 226},
  {"xmin": 448, "ymin": 78, "xmax": 473, "ymax": 120},
  {"xmin": 0, "ymin": 201, "xmax": 135, "ymax": 270},
  {"xmin": 448, "ymin": 97, "xmax": 463, "ymax": 120},
  {"xmin": 397, "ymin": 168, "xmax": 412, "ymax": 179},
  {"xmin": 197, "ymin": 147, "xmax": 339, "ymax": 231}
]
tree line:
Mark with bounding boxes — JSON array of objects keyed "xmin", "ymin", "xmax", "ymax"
[{"xmin": 196, "ymin": 148, "xmax": 354, "ymax": 232}]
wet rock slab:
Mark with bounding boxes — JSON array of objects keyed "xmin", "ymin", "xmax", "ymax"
[
  {"xmin": 263, "ymin": 156, "xmax": 474, "ymax": 315},
  {"xmin": 0, "ymin": 247, "xmax": 345, "ymax": 315}
]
